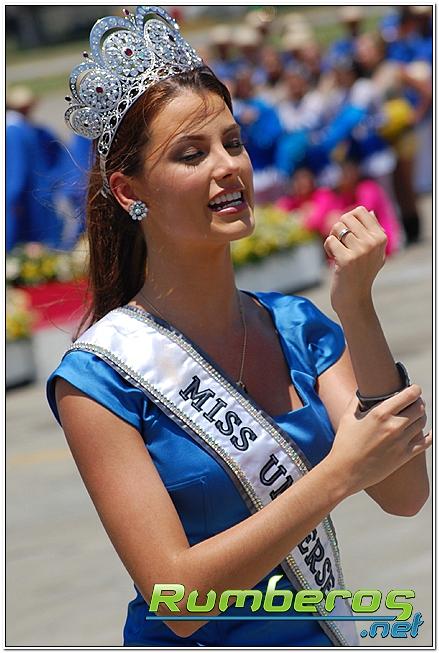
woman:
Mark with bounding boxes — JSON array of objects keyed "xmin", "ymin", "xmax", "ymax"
[{"xmin": 46, "ymin": 7, "xmax": 430, "ymax": 647}]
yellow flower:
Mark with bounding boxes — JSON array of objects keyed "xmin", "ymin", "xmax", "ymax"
[
  {"xmin": 41, "ymin": 259, "xmax": 56, "ymax": 277},
  {"xmin": 21, "ymin": 261, "xmax": 40, "ymax": 281}
]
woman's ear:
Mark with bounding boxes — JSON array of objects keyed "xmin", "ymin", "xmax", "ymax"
[{"xmin": 109, "ymin": 171, "xmax": 144, "ymax": 212}]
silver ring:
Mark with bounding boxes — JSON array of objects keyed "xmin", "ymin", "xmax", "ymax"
[{"xmin": 337, "ymin": 227, "xmax": 352, "ymax": 243}]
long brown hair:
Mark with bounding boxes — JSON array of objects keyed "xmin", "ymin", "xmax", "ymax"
[{"xmin": 75, "ymin": 66, "xmax": 232, "ymax": 339}]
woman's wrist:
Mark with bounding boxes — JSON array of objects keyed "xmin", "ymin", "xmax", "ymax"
[
  {"xmin": 333, "ymin": 294, "xmax": 375, "ymax": 324},
  {"xmin": 314, "ymin": 454, "xmax": 354, "ymax": 505}
]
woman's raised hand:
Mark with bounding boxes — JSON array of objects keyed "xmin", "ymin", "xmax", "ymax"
[
  {"xmin": 327, "ymin": 386, "xmax": 432, "ymax": 497},
  {"xmin": 323, "ymin": 206, "xmax": 387, "ymax": 315}
]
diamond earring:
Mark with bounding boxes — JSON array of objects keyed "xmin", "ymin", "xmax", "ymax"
[{"xmin": 128, "ymin": 200, "xmax": 148, "ymax": 221}]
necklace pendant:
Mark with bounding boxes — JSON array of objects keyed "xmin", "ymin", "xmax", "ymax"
[{"xmin": 237, "ymin": 380, "xmax": 248, "ymax": 393}]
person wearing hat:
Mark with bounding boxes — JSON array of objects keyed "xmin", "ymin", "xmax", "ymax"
[
  {"xmin": 245, "ymin": 8, "xmax": 275, "ymax": 41},
  {"xmin": 232, "ymin": 66, "xmax": 284, "ymax": 203},
  {"xmin": 6, "ymin": 86, "xmax": 66, "ymax": 251},
  {"xmin": 275, "ymin": 62, "xmax": 329, "ymax": 175},
  {"xmin": 208, "ymin": 24, "xmax": 239, "ymax": 82},
  {"xmin": 281, "ymin": 28, "xmax": 316, "ymax": 68},
  {"xmin": 324, "ymin": 6, "xmax": 365, "ymax": 70},
  {"xmin": 234, "ymin": 25, "xmax": 264, "ymax": 78}
]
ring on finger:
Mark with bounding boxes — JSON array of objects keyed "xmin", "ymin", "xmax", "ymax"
[{"xmin": 337, "ymin": 227, "xmax": 352, "ymax": 243}]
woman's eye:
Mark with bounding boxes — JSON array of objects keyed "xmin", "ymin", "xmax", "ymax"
[
  {"xmin": 226, "ymin": 139, "xmax": 244, "ymax": 151},
  {"xmin": 180, "ymin": 150, "xmax": 203, "ymax": 163}
]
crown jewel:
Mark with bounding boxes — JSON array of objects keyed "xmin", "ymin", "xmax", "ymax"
[{"xmin": 65, "ymin": 6, "xmax": 203, "ymax": 195}]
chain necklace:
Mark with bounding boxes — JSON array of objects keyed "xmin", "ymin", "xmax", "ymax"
[{"xmin": 138, "ymin": 289, "xmax": 248, "ymax": 393}]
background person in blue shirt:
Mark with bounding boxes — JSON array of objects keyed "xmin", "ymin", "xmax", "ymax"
[{"xmin": 6, "ymin": 86, "xmax": 68, "ymax": 251}]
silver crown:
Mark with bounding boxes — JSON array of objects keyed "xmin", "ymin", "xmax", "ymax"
[{"xmin": 64, "ymin": 6, "xmax": 203, "ymax": 196}]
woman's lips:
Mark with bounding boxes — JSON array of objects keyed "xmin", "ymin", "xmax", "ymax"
[{"xmin": 209, "ymin": 198, "xmax": 248, "ymax": 215}]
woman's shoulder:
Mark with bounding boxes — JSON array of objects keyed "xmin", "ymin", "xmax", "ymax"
[{"xmin": 46, "ymin": 308, "xmax": 148, "ymax": 431}]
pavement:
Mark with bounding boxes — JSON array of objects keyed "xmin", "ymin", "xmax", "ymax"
[{"xmin": 6, "ymin": 195, "xmax": 433, "ymax": 647}]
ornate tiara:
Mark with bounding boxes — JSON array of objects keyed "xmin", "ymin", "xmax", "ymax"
[{"xmin": 64, "ymin": 6, "xmax": 203, "ymax": 196}]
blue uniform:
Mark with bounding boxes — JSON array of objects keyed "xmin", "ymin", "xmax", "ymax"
[
  {"xmin": 6, "ymin": 111, "xmax": 66, "ymax": 251},
  {"xmin": 233, "ymin": 98, "xmax": 283, "ymax": 172},
  {"xmin": 46, "ymin": 292, "xmax": 346, "ymax": 647}
]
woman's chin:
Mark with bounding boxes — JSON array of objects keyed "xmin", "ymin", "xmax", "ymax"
[{"xmin": 217, "ymin": 214, "xmax": 255, "ymax": 242}]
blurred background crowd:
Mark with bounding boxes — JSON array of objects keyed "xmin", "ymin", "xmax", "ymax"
[{"xmin": 6, "ymin": 5, "xmax": 432, "ymax": 256}]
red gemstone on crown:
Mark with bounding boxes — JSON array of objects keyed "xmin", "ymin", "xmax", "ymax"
[
  {"xmin": 96, "ymin": 86, "xmax": 104, "ymax": 93},
  {"xmin": 124, "ymin": 48, "xmax": 133, "ymax": 56}
]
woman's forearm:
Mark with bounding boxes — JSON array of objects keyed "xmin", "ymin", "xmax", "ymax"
[
  {"xmin": 154, "ymin": 457, "xmax": 345, "ymax": 635},
  {"xmin": 174, "ymin": 456, "xmax": 346, "ymax": 598},
  {"xmin": 335, "ymin": 297, "xmax": 429, "ymax": 516},
  {"xmin": 336, "ymin": 296, "xmax": 402, "ymax": 397}
]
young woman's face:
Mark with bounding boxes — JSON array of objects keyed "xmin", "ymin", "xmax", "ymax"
[{"xmin": 135, "ymin": 90, "xmax": 255, "ymax": 249}]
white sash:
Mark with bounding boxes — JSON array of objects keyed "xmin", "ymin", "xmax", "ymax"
[{"xmin": 69, "ymin": 306, "xmax": 358, "ymax": 646}]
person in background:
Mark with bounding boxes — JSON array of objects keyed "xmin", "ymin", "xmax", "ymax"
[
  {"xmin": 256, "ymin": 45, "xmax": 287, "ymax": 106},
  {"xmin": 320, "ymin": 159, "xmax": 401, "ymax": 256},
  {"xmin": 232, "ymin": 67, "xmax": 284, "ymax": 203},
  {"xmin": 386, "ymin": 6, "xmax": 432, "ymax": 64},
  {"xmin": 275, "ymin": 64, "xmax": 325, "ymax": 179},
  {"xmin": 208, "ymin": 25, "xmax": 239, "ymax": 82},
  {"xmin": 313, "ymin": 56, "xmax": 397, "ymax": 199},
  {"xmin": 6, "ymin": 86, "xmax": 66, "ymax": 251},
  {"xmin": 233, "ymin": 26, "xmax": 264, "ymax": 82},
  {"xmin": 277, "ymin": 161, "xmax": 401, "ymax": 257},
  {"xmin": 245, "ymin": 7, "xmax": 276, "ymax": 43},
  {"xmin": 275, "ymin": 165, "xmax": 335, "ymax": 222},
  {"xmin": 355, "ymin": 31, "xmax": 432, "ymax": 241},
  {"xmin": 278, "ymin": 11, "xmax": 314, "ymax": 69},
  {"xmin": 280, "ymin": 28, "xmax": 316, "ymax": 70},
  {"xmin": 325, "ymin": 6, "xmax": 365, "ymax": 63}
]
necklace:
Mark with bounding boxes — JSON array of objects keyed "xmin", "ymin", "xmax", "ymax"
[{"xmin": 138, "ymin": 289, "xmax": 248, "ymax": 393}]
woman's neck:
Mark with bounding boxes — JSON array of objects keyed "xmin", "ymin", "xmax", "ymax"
[{"xmin": 135, "ymin": 243, "xmax": 242, "ymax": 341}]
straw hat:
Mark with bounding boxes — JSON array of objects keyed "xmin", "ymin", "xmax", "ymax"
[
  {"xmin": 6, "ymin": 86, "xmax": 36, "ymax": 111},
  {"xmin": 234, "ymin": 26, "xmax": 261, "ymax": 47},
  {"xmin": 210, "ymin": 24, "xmax": 234, "ymax": 45},
  {"xmin": 339, "ymin": 6, "xmax": 365, "ymax": 23},
  {"xmin": 245, "ymin": 8, "xmax": 275, "ymax": 28},
  {"xmin": 281, "ymin": 29, "xmax": 315, "ymax": 52}
]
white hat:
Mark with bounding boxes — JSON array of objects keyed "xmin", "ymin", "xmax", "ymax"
[
  {"xmin": 210, "ymin": 24, "xmax": 234, "ymax": 45},
  {"xmin": 339, "ymin": 6, "xmax": 365, "ymax": 22},
  {"xmin": 234, "ymin": 26, "xmax": 261, "ymax": 47},
  {"xmin": 245, "ymin": 8, "xmax": 275, "ymax": 28},
  {"xmin": 6, "ymin": 86, "xmax": 36, "ymax": 111},
  {"xmin": 281, "ymin": 29, "xmax": 315, "ymax": 52}
]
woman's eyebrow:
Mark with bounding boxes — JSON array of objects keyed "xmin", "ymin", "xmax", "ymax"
[{"xmin": 172, "ymin": 123, "xmax": 240, "ymax": 145}]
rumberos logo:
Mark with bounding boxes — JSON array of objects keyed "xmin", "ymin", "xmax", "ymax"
[{"xmin": 147, "ymin": 577, "xmax": 424, "ymax": 639}]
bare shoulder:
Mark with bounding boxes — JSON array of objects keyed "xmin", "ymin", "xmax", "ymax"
[{"xmin": 54, "ymin": 377, "xmax": 189, "ymax": 611}]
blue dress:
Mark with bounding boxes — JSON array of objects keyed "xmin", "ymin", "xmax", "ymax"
[{"xmin": 46, "ymin": 291, "xmax": 345, "ymax": 647}]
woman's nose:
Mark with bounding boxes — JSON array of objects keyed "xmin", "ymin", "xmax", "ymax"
[{"xmin": 213, "ymin": 149, "xmax": 241, "ymax": 180}]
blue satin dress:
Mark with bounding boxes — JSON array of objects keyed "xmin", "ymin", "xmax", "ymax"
[{"xmin": 46, "ymin": 291, "xmax": 346, "ymax": 647}]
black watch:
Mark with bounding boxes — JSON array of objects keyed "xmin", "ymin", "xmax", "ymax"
[{"xmin": 356, "ymin": 362, "xmax": 411, "ymax": 412}]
